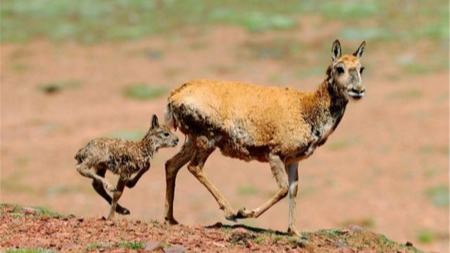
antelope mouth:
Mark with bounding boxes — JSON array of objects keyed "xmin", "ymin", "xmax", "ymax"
[{"xmin": 347, "ymin": 89, "xmax": 365, "ymax": 100}]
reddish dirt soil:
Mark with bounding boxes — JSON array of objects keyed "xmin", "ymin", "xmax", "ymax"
[
  {"xmin": 1, "ymin": 23, "xmax": 448, "ymax": 252},
  {"xmin": 1, "ymin": 204, "xmax": 423, "ymax": 252}
]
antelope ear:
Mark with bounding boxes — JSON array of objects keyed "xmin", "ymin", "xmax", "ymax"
[
  {"xmin": 151, "ymin": 114, "xmax": 159, "ymax": 129},
  {"xmin": 331, "ymin": 39, "xmax": 342, "ymax": 61},
  {"xmin": 353, "ymin": 41, "xmax": 366, "ymax": 58}
]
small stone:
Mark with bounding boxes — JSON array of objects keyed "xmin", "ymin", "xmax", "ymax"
[
  {"xmin": 405, "ymin": 241, "xmax": 413, "ymax": 247},
  {"xmin": 145, "ymin": 241, "xmax": 163, "ymax": 251},
  {"xmin": 164, "ymin": 245, "xmax": 186, "ymax": 253},
  {"xmin": 23, "ymin": 207, "xmax": 36, "ymax": 215}
]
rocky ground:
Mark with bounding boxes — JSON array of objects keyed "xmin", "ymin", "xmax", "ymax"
[{"xmin": 0, "ymin": 204, "xmax": 424, "ymax": 253}]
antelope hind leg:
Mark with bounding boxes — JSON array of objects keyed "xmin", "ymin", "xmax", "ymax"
[
  {"xmin": 77, "ymin": 164, "xmax": 116, "ymax": 192},
  {"xmin": 164, "ymin": 139, "xmax": 194, "ymax": 224},
  {"xmin": 186, "ymin": 143, "xmax": 237, "ymax": 221}
]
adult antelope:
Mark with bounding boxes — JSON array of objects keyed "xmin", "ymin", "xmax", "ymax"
[{"xmin": 164, "ymin": 40, "xmax": 366, "ymax": 235}]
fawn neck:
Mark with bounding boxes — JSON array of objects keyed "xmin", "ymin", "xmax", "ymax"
[{"xmin": 139, "ymin": 136, "xmax": 156, "ymax": 158}]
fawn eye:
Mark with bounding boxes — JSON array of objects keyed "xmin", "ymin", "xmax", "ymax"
[
  {"xmin": 163, "ymin": 132, "xmax": 170, "ymax": 137},
  {"xmin": 335, "ymin": 66, "xmax": 345, "ymax": 74},
  {"xmin": 359, "ymin": 67, "xmax": 365, "ymax": 74}
]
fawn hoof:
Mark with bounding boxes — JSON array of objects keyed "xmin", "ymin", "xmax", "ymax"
[
  {"xmin": 116, "ymin": 206, "xmax": 130, "ymax": 215},
  {"xmin": 164, "ymin": 217, "xmax": 179, "ymax": 225},
  {"xmin": 105, "ymin": 184, "xmax": 116, "ymax": 193}
]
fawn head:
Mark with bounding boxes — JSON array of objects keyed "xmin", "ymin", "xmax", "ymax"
[
  {"xmin": 329, "ymin": 39, "xmax": 366, "ymax": 100},
  {"xmin": 144, "ymin": 115, "xmax": 179, "ymax": 150}
]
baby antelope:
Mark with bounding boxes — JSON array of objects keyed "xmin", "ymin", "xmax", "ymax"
[{"xmin": 75, "ymin": 115, "xmax": 178, "ymax": 219}]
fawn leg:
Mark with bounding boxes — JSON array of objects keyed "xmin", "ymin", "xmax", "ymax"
[
  {"xmin": 107, "ymin": 178, "xmax": 126, "ymax": 220},
  {"xmin": 164, "ymin": 140, "xmax": 194, "ymax": 224},
  {"xmin": 187, "ymin": 145, "xmax": 237, "ymax": 221},
  {"xmin": 91, "ymin": 168, "xmax": 130, "ymax": 215},
  {"xmin": 287, "ymin": 162, "xmax": 300, "ymax": 236},
  {"xmin": 77, "ymin": 164, "xmax": 116, "ymax": 192},
  {"xmin": 126, "ymin": 166, "xmax": 149, "ymax": 188},
  {"xmin": 231, "ymin": 154, "xmax": 288, "ymax": 220}
]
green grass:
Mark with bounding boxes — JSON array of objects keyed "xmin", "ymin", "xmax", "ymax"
[
  {"xmin": 314, "ymin": 0, "xmax": 381, "ymax": 20},
  {"xmin": 0, "ymin": 0, "xmax": 302, "ymax": 43},
  {"xmin": 5, "ymin": 249, "xmax": 53, "ymax": 253},
  {"xmin": 425, "ymin": 185, "xmax": 449, "ymax": 207},
  {"xmin": 122, "ymin": 83, "xmax": 167, "ymax": 101},
  {"xmin": 2, "ymin": 0, "xmax": 447, "ymax": 44},
  {"xmin": 118, "ymin": 241, "xmax": 145, "ymax": 250},
  {"xmin": 416, "ymin": 229, "xmax": 436, "ymax": 244},
  {"xmin": 85, "ymin": 242, "xmax": 113, "ymax": 251}
]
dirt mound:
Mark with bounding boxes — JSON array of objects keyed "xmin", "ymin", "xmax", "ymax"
[{"xmin": 0, "ymin": 204, "xmax": 422, "ymax": 252}]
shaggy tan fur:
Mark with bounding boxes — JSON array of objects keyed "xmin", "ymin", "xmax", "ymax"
[{"xmin": 164, "ymin": 40, "xmax": 367, "ymax": 235}]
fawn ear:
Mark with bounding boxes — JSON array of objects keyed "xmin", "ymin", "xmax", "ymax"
[
  {"xmin": 353, "ymin": 41, "xmax": 366, "ymax": 58},
  {"xmin": 151, "ymin": 114, "xmax": 159, "ymax": 129},
  {"xmin": 331, "ymin": 39, "xmax": 342, "ymax": 61}
]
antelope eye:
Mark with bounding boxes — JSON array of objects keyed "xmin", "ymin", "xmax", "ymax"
[
  {"xmin": 163, "ymin": 132, "xmax": 170, "ymax": 137},
  {"xmin": 359, "ymin": 67, "xmax": 365, "ymax": 74},
  {"xmin": 335, "ymin": 66, "xmax": 345, "ymax": 74}
]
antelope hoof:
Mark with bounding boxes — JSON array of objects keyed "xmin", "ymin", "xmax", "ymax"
[
  {"xmin": 224, "ymin": 209, "xmax": 239, "ymax": 222},
  {"xmin": 236, "ymin": 208, "xmax": 255, "ymax": 219},
  {"xmin": 164, "ymin": 217, "xmax": 179, "ymax": 225},
  {"xmin": 225, "ymin": 214, "xmax": 237, "ymax": 222},
  {"xmin": 287, "ymin": 226, "xmax": 301, "ymax": 237}
]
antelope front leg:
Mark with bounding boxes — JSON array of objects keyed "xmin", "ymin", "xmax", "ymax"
[
  {"xmin": 107, "ymin": 178, "xmax": 126, "ymax": 220},
  {"xmin": 126, "ymin": 165, "xmax": 149, "ymax": 188},
  {"xmin": 287, "ymin": 162, "xmax": 300, "ymax": 236},
  {"xmin": 231, "ymin": 154, "xmax": 288, "ymax": 220}
]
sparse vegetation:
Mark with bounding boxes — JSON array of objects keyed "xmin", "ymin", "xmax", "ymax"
[
  {"xmin": 108, "ymin": 130, "xmax": 145, "ymax": 141},
  {"xmin": 419, "ymin": 145, "xmax": 449, "ymax": 156},
  {"xmin": 38, "ymin": 80, "xmax": 82, "ymax": 94},
  {"xmin": 425, "ymin": 185, "xmax": 449, "ymax": 207},
  {"xmin": 327, "ymin": 138, "xmax": 358, "ymax": 151},
  {"xmin": 237, "ymin": 185, "xmax": 259, "ymax": 196},
  {"xmin": 417, "ymin": 229, "xmax": 436, "ymax": 244},
  {"xmin": 123, "ymin": 83, "xmax": 167, "ymax": 101},
  {"xmin": 118, "ymin": 241, "xmax": 145, "ymax": 250},
  {"xmin": 5, "ymin": 249, "xmax": 54, "ymax": 253},
  {"xmin": 341, "ymin": 217, "xmax": 376, "ymax": 229},
  {"xmin": 388, "ymin": 89, "xmax": 423, "ymax": 101}
]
